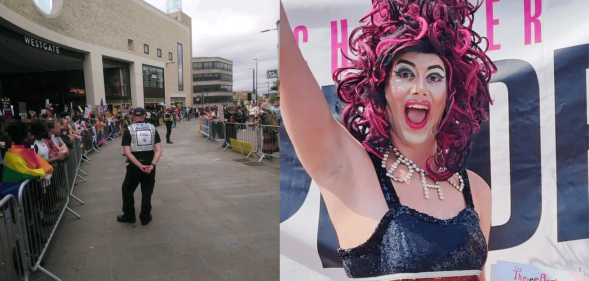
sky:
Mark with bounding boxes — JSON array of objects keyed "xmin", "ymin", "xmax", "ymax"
[{"xmin": 142, "ymin": 0, "xmax": 279, "ymax": 96}]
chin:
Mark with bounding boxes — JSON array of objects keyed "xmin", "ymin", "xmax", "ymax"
[{"xmin": 398, "ymin": 130, "xmax": 433, "ymax": 146}]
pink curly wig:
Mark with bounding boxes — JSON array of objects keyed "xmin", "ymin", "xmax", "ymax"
[{"xmin": 333, "ymin": 0, "xmax": 496, "ymax": 181}]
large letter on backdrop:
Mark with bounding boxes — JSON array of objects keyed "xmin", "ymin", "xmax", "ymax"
[
  {"xmin": 554, "ymin": 44, "xmax": 589, "ymax": 242},
  {"xmin": 484, "ymin": 60, "xmax": 542, "ymax": 250}
]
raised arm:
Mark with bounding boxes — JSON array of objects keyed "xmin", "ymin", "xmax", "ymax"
[{"xmin": 280, "ymin": 2, "xmax": 360, "ymax": 185}]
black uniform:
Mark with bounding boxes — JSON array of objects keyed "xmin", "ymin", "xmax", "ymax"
[
  {"xmin": 164, "ymin": 110, "xmax": 173, "ymax": 143},
  {"xmin": 120, "ymin": 121, "xmax": 161, "ymax": 224}
]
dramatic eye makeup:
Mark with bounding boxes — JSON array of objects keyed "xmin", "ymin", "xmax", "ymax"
[
  {"xmin": 426, "ymin": 71, "xmax": 445, "ymax": 83},
  {"xmin": 393, "ymin": 62, "xmax": 415, "ymax": 79}
]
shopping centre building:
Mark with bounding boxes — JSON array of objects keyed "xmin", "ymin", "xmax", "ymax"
[{"xmin": 0, "ymin": 0, "xmax": 192, "ymax": 115}]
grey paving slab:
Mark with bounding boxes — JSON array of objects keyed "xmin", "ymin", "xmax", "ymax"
[{"xmin": 30, "ymin": 118, "xmax": 279, "ymax": 281}]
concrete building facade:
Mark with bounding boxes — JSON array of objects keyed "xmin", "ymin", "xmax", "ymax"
[
  {"xmin": 0, "ymin": 0, "xmax": 192, "ymax": 115},
  {"xmin": 192, "ymin": 57, "xmax": 233, "ymax": 108}
]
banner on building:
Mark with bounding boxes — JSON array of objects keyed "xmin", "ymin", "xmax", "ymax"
[{"xmin": 280, "ymin": 0, "xmax": 589, "ymax": 280}]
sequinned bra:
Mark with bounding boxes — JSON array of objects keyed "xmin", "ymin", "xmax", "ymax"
[{"xmin": 337, "ymin": 154, "xmax": 487, "ymax": 280}]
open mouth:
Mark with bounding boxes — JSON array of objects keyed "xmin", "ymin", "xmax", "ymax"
[{"xmin": 404, "ymin": 101, "xmax": 430, "ymax": 129}]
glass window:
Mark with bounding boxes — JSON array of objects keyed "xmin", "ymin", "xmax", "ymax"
[
  {"xmin": 34, "ymin": 0, "xmax": 52, "ymax": 14},
  {"xmin": 178, "ymin": 43, "xmax": 183, "ymax": 91},
  {"xmin": 150, "ymin": 67, "xmax": 157, "ymax": 88},
  {"xmin": 142, "ymin": 65, "xmax": 150, "ymax": 87},
  {"xmin": 142, "ymin": 65, "xmax": 164, "ymax": 89},
  {"xmin": 144, "ymin": 44, "xmax": 149, "ymax": 54},
  {"xmin": 169, "ymin": 52, "xmax": 173, "ymax": 61},
  {"xmin": 157, "ymin": 49, "xmax": 162, "ymax": 58},
  {"xmin": 157, "ymin": 68, "xmax": 164, "ymax": 88}
]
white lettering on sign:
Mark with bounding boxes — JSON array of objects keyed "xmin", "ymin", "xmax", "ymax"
[
  {"xmin": 267, "ymin": 69, "xmax": 278, "ymax": 79},
  {"xmin": 23, "ymin": 36, "xmax": 61, "ymax": 54},
  {"xmin": 136, "ymin": 130, "xmax": 152, "ymax": 146}
]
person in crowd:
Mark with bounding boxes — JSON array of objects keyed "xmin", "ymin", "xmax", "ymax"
[
  {"xmin": 248, "ymin": 102, "xmax": 279, "ymax": 157},
  {"xmin": 51, "ymin": 118, "xmax": 70, "ymax": 157},
  {"xmin": 173, "ymin": 106, "xmax": 179, "ymax": 127},
  {"xmin": 34, "ymin": 121, "xmax": 68, "ymax": 165},
  {"xmin": 67, "ymin": 117, "xmax": 83, "ymax": 143},
  {"xmin": 117, "ymin": 107, "xmax": 162, "ymax": 226},
  {"xmin": 281, "ymin": 1, "xmax": 493, "ymax": 280},
  {"xmin": 119, "ymin": 113, "xmax": 133, "ymax": 155},
  {"xmin": 248, "ymin": 103, "xmax": 257, "ymax": 122},
  {"xmin": 164, "ymin": 107, "xmax": 174, "ymax": 144},
  {"xmin": 270, "ymin": 100, "xmax": 281, "ymax": 125},
  {"xmin": 155, "ymin": 109, "xmax": 161, "ymax": 127}
]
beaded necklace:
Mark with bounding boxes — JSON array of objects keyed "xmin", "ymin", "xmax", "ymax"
[{"xmin": 381, "ymin": 145, "xmax": 464, "ymax": 200}]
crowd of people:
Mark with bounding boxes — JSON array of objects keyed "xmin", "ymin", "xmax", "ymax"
[{"xmin": 196, "ymin": 100, "xmax": 281, "ymax": 157}]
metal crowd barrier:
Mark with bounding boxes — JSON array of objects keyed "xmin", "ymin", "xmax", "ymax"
[
  {"xmin": 0, "ymin": 195, "xmax": 28, "ymax": 281},
  {"xmin": 209, "ymin": 121, "xmax": 225, "ymax": 146},
  {"xmin": 66, "ymin": 140, "xmax": 85, "ymax": 205},
  {"xmin": 222, "ymin": 122, "xmax": 260, "ymax": 159},
  {"xmin": 199, "ymin": 118, "xmax": 210, "ymax": 138},
  {"xmin": 197, "ymin": 121, "xmax": 281, "ymax": 162},
  {"xmin": 0, "ymin": 134, "xmax": 94, "ymax": 280},
  {"xmin": 258, "ymin": 125, "xmax": 280, "ymax": 162},
  {"xmin": 16, "ymin": 162, "xmax": 81, "ymax": 281}
]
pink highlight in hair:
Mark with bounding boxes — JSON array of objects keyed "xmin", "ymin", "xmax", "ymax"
[{"xmin": 333, "ymin": 0, "xmax": 497, "ymax": 181}]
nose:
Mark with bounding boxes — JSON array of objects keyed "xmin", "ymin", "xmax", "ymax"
[{"xmin": 412, "ymin": 75, "xmax": 427, "ymax": 97}]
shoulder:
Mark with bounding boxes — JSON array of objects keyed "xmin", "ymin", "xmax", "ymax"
[
  {"xmin": 465, "ymin": 170, "xmax": 491, "ymax": 201},
  {"xmin": 466, "ymin": 170, "xmax": 491, "ymax": 221}
]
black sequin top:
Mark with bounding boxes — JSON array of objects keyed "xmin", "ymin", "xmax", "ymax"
[{"xmin": 337, "ymin": 154, "xmax": 487, "ymax": 280}]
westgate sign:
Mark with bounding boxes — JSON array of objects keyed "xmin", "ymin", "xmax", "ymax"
[{"xmin": 23, "ymin": 36, "xmax": 60, "ymax": 54}]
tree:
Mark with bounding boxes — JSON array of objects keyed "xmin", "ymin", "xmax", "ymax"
[{"xmin": 271, "ymin": 79, "xmax": 280, "ymax": 94}]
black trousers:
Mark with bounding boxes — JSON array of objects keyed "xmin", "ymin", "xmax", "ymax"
[
  {"xmin": 121, "ymin": 164, "xmax": 156, "ymax": 220},
  {"xmin": 165, "ymin": 121, "xmax": 173, "ymax": 141}
]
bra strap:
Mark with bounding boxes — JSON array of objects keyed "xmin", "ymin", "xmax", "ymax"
[
  {"xmin": 459, "ymin": 170, "xmax": 475, "ymax": 208},
  {"xmin": 369, "ymin": 153, "xmax": 400, "ymax": 208}
]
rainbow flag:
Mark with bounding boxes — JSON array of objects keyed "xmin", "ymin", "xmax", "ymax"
[{"xmin": 2, "ymin": 145, "xmax": 53, "ymax": 184}]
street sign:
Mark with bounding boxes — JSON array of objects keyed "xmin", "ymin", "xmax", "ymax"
[{"xmin": 266, "ymin": 69, "xmax": 278, "ymax": 79}]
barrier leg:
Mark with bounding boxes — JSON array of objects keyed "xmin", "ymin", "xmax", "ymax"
[
  {"xmin": 77, "ymin": 174, "xmax": 87, "ymax": 182},
  {"xmin": 78, "ymin": 169, "xmax": 87, "ymax": 176},
  {"xmin": 69, "ymin": 194, "xmax": 84, "ymax": 205},
  {"xmin": 37, "ymin": 265, "xmax": 62, "ymax": 281},
  {"xmin": 65, "ymin": 207, "xmax": 81, "ymax": 218}
]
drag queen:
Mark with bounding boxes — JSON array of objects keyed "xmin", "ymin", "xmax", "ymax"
[{"xmin": 281, "ymin": 0, "xmax": 494, "ymax": 280}]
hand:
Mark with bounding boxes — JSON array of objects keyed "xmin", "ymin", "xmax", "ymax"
[
  {"xmin": 56, "ymin": 152, "xmax": 67, "ymax": 161},
  {"xmin": 139, "ymin": 164, "xmax": 150, "ymax": 174},
  {"xmin": 142, "ymin": 165, "xmax": 154, "ymax": 174}
]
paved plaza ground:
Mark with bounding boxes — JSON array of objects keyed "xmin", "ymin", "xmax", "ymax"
[{"xmin": 30, "ymin": 119, "xmax": 280, "ymax": 281}]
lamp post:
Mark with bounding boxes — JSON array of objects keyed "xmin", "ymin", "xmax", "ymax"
[
  {"xmin": 248, "ymin": 68, "xmax": 255, "ymax": 103},
  {"xmin": 254, "ymin": 59, "xmax": 258, "ymax": 105},
  {"xmin": 266, "ymin": 82, "xmax": 270, "ymax": 98}
]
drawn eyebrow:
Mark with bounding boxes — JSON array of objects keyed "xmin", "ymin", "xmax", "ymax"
[
  {"xmin": 428, "ymin": 65, "xmax": 444, "ymax": 71},
  {"xmin": 396, "ymin": 60, "xmax": 444, "ymax": 72},
  {"xmin": 396, "ymin": 60, "xmax": 415, "ymax": 67}
]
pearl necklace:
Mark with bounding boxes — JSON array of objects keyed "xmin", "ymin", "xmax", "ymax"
[{"xmin": 381, "ymin": 145, "xmax": 464, "ymax": 200}]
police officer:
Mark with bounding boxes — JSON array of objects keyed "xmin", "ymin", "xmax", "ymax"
[
  {"xmin": 164, "ymin": 107, "xmax": 174, "ymax": 144},
  {"xmin": 117, "ymin": 107, "xmax": 162, "ymax": 225}
]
